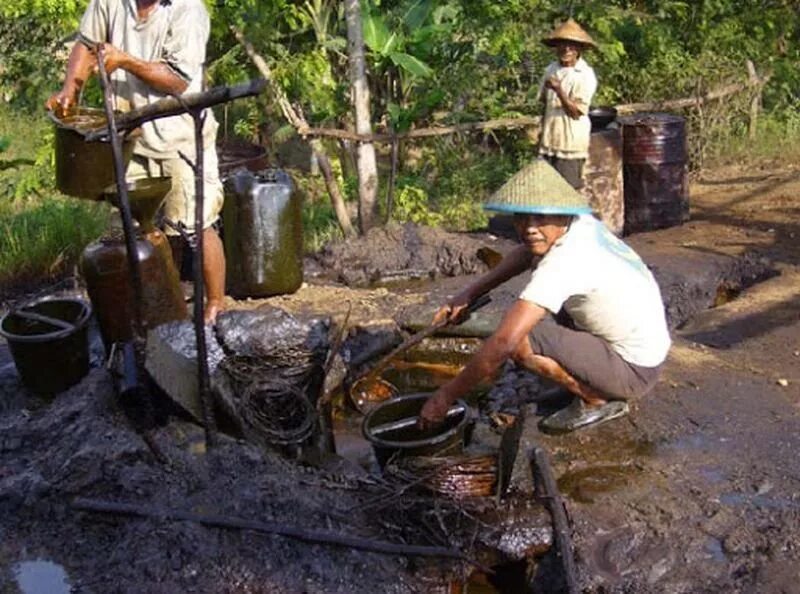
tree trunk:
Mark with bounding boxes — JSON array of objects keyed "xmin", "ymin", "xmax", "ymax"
[{"xmin": 344, "ymin": 0, "xmax": 379, "ymax": 234}]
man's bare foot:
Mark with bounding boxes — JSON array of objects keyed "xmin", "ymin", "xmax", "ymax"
[{"xmin": 204, "ymin": 299, "xmax": 225, "ymax": 325}]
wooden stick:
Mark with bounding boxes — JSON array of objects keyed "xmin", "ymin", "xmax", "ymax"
[
  {"xmin": 72, "ymin": 497, "xmax": 481, "ymax": 567},
  {"xmin": 83, "ymin": 79, "xmax": 267, "ymax": 141},
  {"xmin": 530, "ymin": 446, "xmax": 579, "ymax": 594},
  {"xmin": 294, "ymin": 75, "xmax": 766, "ymax": 143},
  {"xmin": 299, "ymin": 116, "xmax": 542, "ymax": 143}
]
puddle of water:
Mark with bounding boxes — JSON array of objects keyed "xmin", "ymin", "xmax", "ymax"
[
  {"xmin": 719, "ymin": 492, "xmax": 800, "ymax": 511},
  {"xmin": 698, "ymin": 466, "xmax": 726, "ymax": 484},
  {"xmin": 658, "ymin": 432, "xmax": 715, "ymax": 454},
  {"xmin": 13, "ymin": 560, "xmax": 71, "ymax": 594},
  {"xmin": 704, "ymin": 537, "xmax": 728, "ymax": 563}
]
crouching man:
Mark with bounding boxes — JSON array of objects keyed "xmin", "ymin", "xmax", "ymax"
[{"xmin": 419, "ymin": 159, "xmax": 671, "ymax": 434}]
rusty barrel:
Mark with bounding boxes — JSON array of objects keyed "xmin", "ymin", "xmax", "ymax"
[
  {"xmin": 619, "ymin": 113, "xmax": 689, "ymax": 235},
  {"xmin": 581, "ymin": 126, "xmax": 624, "ymax": 235}
]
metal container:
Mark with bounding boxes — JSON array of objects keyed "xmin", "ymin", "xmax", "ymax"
[
  {"xmin": 80, "ymin": 233, "xmax": 186, "ymax": 352},
  {"xmin": 619, "ymin": 113, "xmax": 689, "ymax": 235},
  {"xmin": 581, "ymin": 126, "xmax": 624, "ymax": 235},
  {"xmin": 50, "ymin": 108, "xmax": 138, "ymax": 200},
  {"xmin": 222, "ymin": 169, "xmax": 303, "ymax": 298},
  {"xmin": 589, "ymin": 106, "xmax": 618, "ymax": 132},
  {"xmin": 0, "ymin": 298, "xmax": 91, "ymax": 395},
  {"xmin": 362, "ymin": 393, "xmax": 470, "ymax": 469}
]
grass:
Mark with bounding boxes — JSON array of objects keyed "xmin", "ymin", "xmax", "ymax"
[
  {"xmin": 0, "ymin": 105, "xmax": 111, "ymax": 293},
  {"xmin": 703, "ymin": 110, "xmax": 800, "ymax": 168}
]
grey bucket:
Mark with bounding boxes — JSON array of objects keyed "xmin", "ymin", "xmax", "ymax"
[{"xmin": 0, "ymin": 298, "xmax": 92, "ymax": 395}]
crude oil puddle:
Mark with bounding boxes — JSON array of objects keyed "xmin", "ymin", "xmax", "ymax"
[
  {"xmin": 557, "ymin": 464, "xmax": 640, "ymax": 504},
  {"xmin": 382, "ymin": 360, "xmax": 463, "ymax": 393},
  {"xmin": 12, "ymin": 560, "xmax": 71, "ymax": 594},
  {"xmin": 554, "ymin": 437, "xmax": 655, "ymax": 503}
]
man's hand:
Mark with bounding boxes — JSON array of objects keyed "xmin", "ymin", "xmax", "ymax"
[
  {"xmin": 544, "ymin": 74, "xmax": 562, "ymax": 92},
  {"xmin": 432, "ymin": 291, "xmax": 471, "ymax": 326},
  {"xmin": 45, "ymin": 87, "xmax": 79, "ymax": 117},
  {"xmin": 94, "ymin": 43, "xmax": 129, "ymax": 75},
  {"xmin": 417, "ymin": 390, "xmax": 453, "ymax": 430}
]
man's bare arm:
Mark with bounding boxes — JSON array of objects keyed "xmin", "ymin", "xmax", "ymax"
[{"xmin": 98, "ymin": 43, "xmax": 188, "ymax": 95}]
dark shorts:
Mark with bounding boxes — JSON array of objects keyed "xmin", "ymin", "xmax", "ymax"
[
  {"xmin": 529, "ymin": 316, "xmax": 663, "ymax": 400},
  {"xmin": 542, "ymin": 155, "xmax": 585, "ymax": 190}
]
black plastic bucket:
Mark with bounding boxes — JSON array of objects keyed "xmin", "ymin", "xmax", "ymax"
[
  {"xmin": 0, "ymin": 298, "xmax": 92, "ymax": 395},
  {"xmin": 362, "ymin": 393, "xmax": 470, "ymax": 468}
]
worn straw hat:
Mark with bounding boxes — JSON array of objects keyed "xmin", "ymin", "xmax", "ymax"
[
  {"xmin": 542, "ymin": 18, "xmax": 597, "ymax": 49},
  {"xmin": 484, "ymin": 158, "xmax": 592, "ymax": 215}
]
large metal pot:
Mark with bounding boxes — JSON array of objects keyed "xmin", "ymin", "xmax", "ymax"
[{"xmin": 50, "ymin": 107, "xmax": 139, "ymax": 200}]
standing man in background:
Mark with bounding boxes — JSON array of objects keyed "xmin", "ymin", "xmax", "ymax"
[
  {"xmin": 46, "ymin": 0, "xmax": 227, "ymax": 324},
  {"xmin": 537, "ymin": 18, "xmax": 598, "ymax": 190}
]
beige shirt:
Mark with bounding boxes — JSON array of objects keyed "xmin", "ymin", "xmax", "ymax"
[
  {"xmin": 537, "ymin": 58, "xmax": 597, "ymax": 159},
  {"xmin": 79, "ymin": 0, "xmax": 218, "ymax": 159}
]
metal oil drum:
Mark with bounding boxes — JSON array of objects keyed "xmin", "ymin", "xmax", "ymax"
[
  {"xmin": 619, "ymin": 113, "xmax": 689, "ymax": 235},
  {"xmin": 222, "ymin": 169, "xmax": 303, "ymax": 298},
  {"xmin": 80, "ymin": 230, "xmax": 187, "ymax": 352},
  {"xmin": 581, "ymin": 126, "xmax": 624, "ymax": 235}
]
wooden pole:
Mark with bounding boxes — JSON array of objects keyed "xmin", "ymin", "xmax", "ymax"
[
  {"xmin": 530, "ymin": 446, "xmax": 579, "ymax": 594},
  {"xmin": 72, "ymin": 497, "xmax": 483, "ymax": 568},
  {"xmin": 83, "ymin": 79, "xmax": 266, "ymax": 141}
]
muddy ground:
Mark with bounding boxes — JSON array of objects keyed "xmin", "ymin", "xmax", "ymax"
[{"xmin": 1, "ymin": 157, "xmax": 800, "ymax": 593}]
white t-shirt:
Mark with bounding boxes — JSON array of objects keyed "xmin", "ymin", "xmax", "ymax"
[
  {"xmin": 519, "ymin": 215, "xmax": 671, "ymax": 367},
  {"xmin": 537, "ymin": 58, "xmax": 597, "ymax": 159},
  {"xmin": 79, "ymin": 0, "xmax": 218, "ymax": 159}
]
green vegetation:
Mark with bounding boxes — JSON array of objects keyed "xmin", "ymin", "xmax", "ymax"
[
  {"xmin": 0, "ymin": 105, "xmax": 110, "ymax": 291},
  {"xmin": 0, "ymin": 198, "xmax": 110, "ymax": 289},
  {"xmin": 0, "ymin": 0, "xmax": 799, "ymax": 284}
]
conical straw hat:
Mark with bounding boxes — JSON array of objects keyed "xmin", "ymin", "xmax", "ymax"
[
  {"xmin": 542, "ymin": 18, "xmax": 597, "ymax": 48},
  {"xmin": 484, "ymin": 158, "xmax": 592, "ymax": 215}
]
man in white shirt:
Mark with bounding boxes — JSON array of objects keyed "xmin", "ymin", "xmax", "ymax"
[
  {"xmin": 538, "ymin": 19, "xmax": 598, "ymax": 189},
  {"xmin": 419, "ymin": 159, "xmax": 670, "ymax": 434},
  {"xmin": 46, "ymin": 0, "xmax": 226, "ymax": 324}
]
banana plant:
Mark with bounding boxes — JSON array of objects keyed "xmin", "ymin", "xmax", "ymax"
[{"xmin": 361, "ymin": 0, "xmax": 457, "ymax": 132}]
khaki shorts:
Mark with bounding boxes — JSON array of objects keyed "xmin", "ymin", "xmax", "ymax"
[
  {"xmin": 529, "ymin": 315, "xmax": 663, "ymax": 400},
  {"xmin": 127, "ymin": 148, "xmax": 224, "ymax": 236}
]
